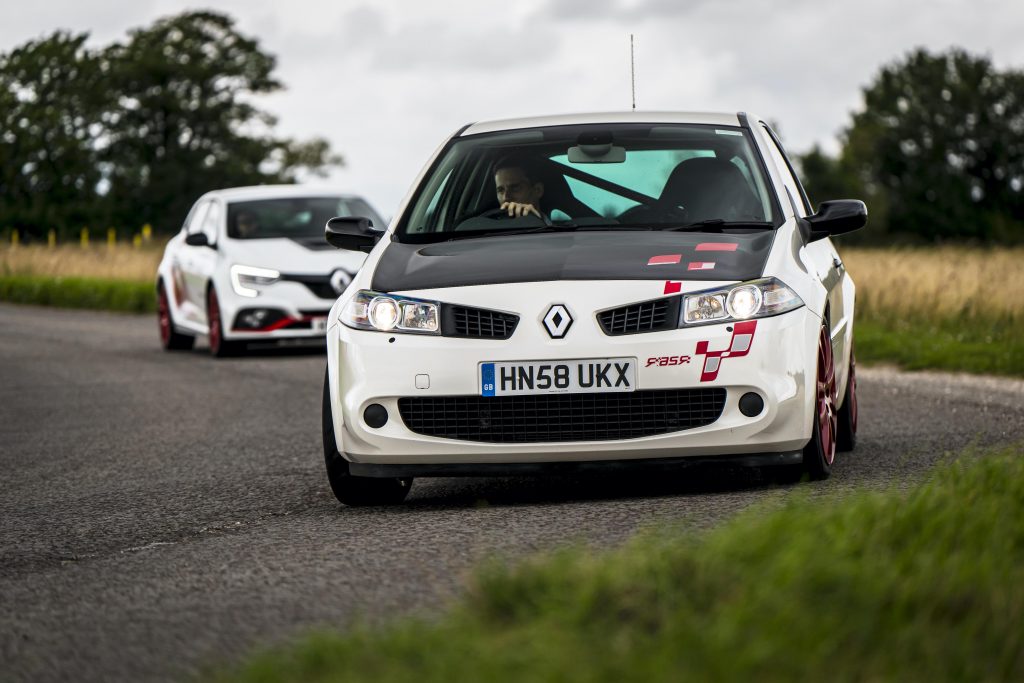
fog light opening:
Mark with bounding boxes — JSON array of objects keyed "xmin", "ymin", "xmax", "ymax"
[
  {"xmin": 363, "ymin": 403, "xmax": 389, "ymax": 428},
  {"xmin": 739, "ymin": 392, "xmax": 764, "ymax": 417}
]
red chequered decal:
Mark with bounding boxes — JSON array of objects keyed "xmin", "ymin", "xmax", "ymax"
[
  {"xmin": 695, "ymin": 320, "xmax": 757, "ymax": 382},
  {"xmin": 663, "ymin": 280, "xmax": 682, "ymax": 294},
  {"xmin": 648, "ymin": 254, "xmax": 682, "ymax": 265},
  {"xmin": 687, "ymin": 262, "xmax": 715, "ymax": 271},
  {"xmin": 695, "ymin": 242, "xmax": 739, "ymax": 252}
]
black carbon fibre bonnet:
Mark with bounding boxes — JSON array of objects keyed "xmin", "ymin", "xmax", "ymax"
[{"xmin": 371, "ymin": 231, "xmax": 776, "ymax": 292}]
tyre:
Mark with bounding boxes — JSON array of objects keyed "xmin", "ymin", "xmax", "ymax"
[
  {"xmin": 836, "ymin": 342, "xmax": 858, "ymax": 452},
  {"xmin": 802, "ymin": 323, "xmax": 838, "ymax": 480},
  {"xmin": 206, "ymin": 287, "xmax": 242, "ymax": 358},
  {"xmin": 322, "ymin": 369, "xmax": 412, "ymax": 506},
  {"xmin": 157, "ymin": 280, "xmax": 195, "ymax": 351}
]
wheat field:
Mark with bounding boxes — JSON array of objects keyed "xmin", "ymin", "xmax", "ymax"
[
  {"xmin": 840, "ymin": 247, "xmax": 1024, "ymax": 322},
  {"xmin": 0, "ymin": 243, "xmax": 163, "ymax": 282}
]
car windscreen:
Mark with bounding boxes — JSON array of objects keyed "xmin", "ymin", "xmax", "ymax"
[
  {"xmin": 397, "ymin": 123, "xmax": 779, "ymax": 243},
  {"xmin": 227, "ymin": 196, "xmax": 385, "ymax": 240}
]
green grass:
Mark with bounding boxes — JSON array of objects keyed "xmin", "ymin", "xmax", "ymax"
[
  {"xmin": 0, "ymin": 274, "xmax": 154, "ymax": 313},
  {"xmin": 211, "ymin": 447, "xmax": 1024, "ymax": 682},
  {"xmin": 855, "ymin": 313, "xmax": 1024, "ymax": 376}
]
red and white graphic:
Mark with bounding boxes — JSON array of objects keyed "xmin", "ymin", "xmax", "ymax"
[
  {"xmin": 645, "ymin": 355, "xmax": 691, "ymax": 367},
  {"xmin": 688, "ymin": 262, "xmax": 716, "ymax": 271},
  {"xmin": 695, "ymin": 242, "xmax": 739, "ymax": 252},
  {"xmin": 695, "ymin": 321, "xmax": 757, "ymax": 381},
  {"xmin": 648, "ymin": 254, "xmax": 682, "ymax": 265},
  {"xmin": 663, "ymin": 280, "xmax": 682, "ymax": 294}
]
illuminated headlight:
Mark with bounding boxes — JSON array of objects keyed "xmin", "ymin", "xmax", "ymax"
[
  {"xmin": 230, "ymin": 264, "xmax": 280, "ymax": 298},
  {"xmin": 681, "ymin": 278, "xmax": 803, "ymax": 326},
  {"xmin": 341, "ymin": 290, "xmax": 440, "ymax": 334}
]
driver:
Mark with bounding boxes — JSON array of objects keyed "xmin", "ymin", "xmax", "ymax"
[
  {"xmin": 235, "ymin": 210, "xmax": 261, "ymax": 238},
  {"xmin": 493, "ymin": 154, "xmax": 545, "ymax": 219}
]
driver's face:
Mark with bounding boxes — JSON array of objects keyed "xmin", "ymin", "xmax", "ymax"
[{"xmin": 495, "ymin": 167, "xmax": 541, "ymax": 206}]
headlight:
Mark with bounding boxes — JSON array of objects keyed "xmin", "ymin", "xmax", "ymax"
[
  {"xmin": 230, "ymin": 264, "xmax": 280, "ymax": 298},
  {"xmin": 681, "ymin": 277, "xmax": 802, "ymax": 326},
  {"xmin": 341, "ymin": 290, "xmax": 440, "ymax": 334}
]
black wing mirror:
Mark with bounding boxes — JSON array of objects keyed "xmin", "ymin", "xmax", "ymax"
[
  {"xmin": 184, "ymin": 232, "xmax": 212, "ymax": 247},
  {"xmin": 805, "ymin": 200, "xmax": 867, "ymax": 241},
  {"xmin": 325, "ymin": 216, "xmax": 383, "ymax": 253}
]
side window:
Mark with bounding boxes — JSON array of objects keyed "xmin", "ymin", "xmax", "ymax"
[
  {"xmin": 761, "ymin": 125, "xmax": 812, "ymax": 216},
  {"xmin": 186, "ymin": 201, "xmax": 210, "ymax": 236},
  {"xmin": 200, "ymin": 201, "xmax": 220, "ymax": 244}
]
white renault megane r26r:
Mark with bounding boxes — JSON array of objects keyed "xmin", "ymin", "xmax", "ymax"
[
  {"xmin": 156, "ymin": 185, "xmax": 384, "ymax": 356},
  {"xmin": 321, "ymin": 112, "xmax": 865, "ymax": 505}
]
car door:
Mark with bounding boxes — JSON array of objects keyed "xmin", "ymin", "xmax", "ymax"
[
  {"xmin": 760, "ymin": 124, "xmax": 849, "ymax": 365},
  {"xmin": 191, "ymin": 200, "xmax": 222, "ymax": 329},
  {"xmin": 178, "ymin": 200, "xmax": 211, "ymax": 325}
]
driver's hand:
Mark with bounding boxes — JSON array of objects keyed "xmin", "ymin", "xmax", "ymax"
[{"xmin": 501, "ymin": 201, "xmax": 541, "ymax": 218}]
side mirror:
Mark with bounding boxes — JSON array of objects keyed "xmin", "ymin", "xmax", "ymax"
[
  {"xmin": 805, "ymin": 200, "xmax": 867, "ymax": 241},
  {"xmin": 184, "ymin": 232, "xmax": 211, "ymax": 247},
  {"xmin": 325, "ymin": 216, "xmax": 382, "ymax": 253}
]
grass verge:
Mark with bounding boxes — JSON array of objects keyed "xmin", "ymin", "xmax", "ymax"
[
  {"xmin": 212, "ymin": 447, "xmax": 1024, "ymax": 682},
  {"xmin": 855, "ymin": 314, "xmax": 1024, "ymax": 376},
  {"xmin": 0, "ymin": 274, "xmax": 154, "ymax": 313}
]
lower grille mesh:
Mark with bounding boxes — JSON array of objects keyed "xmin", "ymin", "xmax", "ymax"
[{"xmin": 398, "ymin": 389, "xmax": 726, "ymax": 443}]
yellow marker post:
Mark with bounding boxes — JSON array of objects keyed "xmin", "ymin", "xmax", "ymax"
[
  {"xmin": 81, "ymin": 227, "xmax": 89, "ymax": 248},
  {"xmin": 48, "ymin": 229, "xmax": 57, "ymax": 248},
  {"xmin": 107, "ymin": 228, "xmax": 116, "ymax": 248},
  {"xmin": 133, "ymin": 234, "xmax": 143, "ymax": 248},
  {"xmin": 11, "ymin": 229, "xmax": 19, "ymax": 247},
  {"xmin": 142, "ymin": 224, "xmax": 152, "ymax": 243}
]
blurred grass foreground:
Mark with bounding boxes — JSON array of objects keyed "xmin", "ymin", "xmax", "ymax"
[
  {"xmin": 213, "ymin": 448, "xmax": 1024, "ymax": 682},
  {"xmin": 1, "ymin": 243, "xmax": 1022, "ymax": 375}
]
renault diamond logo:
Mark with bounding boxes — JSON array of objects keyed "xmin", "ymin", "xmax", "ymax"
[
  {"xmin": 329, "ymin": 269, "xmax": 352, "ymax": 295},
  {"xmin": 543, "ymin": 304, "xmax": 573, "ymax": 339}
]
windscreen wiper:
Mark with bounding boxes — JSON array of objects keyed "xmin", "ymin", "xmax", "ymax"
[{"xmin": 660, "ymin": 219, "xmax": 774, "ymax": 232}]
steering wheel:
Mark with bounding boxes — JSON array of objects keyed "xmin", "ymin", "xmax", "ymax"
[
  {"xmin": 479, "ymin": 207, "xmax": 551, "ymax": 227},
  {"xmin": 618, "ymin": 203, "xmax": 688, "ymax": 225}
]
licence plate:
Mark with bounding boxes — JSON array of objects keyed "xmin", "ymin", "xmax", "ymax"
[
  {"xmin": 311, "ymin": 317, "xmax": 328, "ymax": 334},
  {"xmin": 480, "ymin": 358, "xmax": 636, "ymax": 397}
]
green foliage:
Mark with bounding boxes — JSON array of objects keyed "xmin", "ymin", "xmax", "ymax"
[
  {"xmin": 0, "ymin": 33, "xmax": 106, "ymax": 237},
  {"xmin": 0, "ymin": 274, "xmax": 155, "ymax": 312},
  {"xmin": 854, "ymin": 314, "xmax": 1024, "ymax": 376},
  {"xmin": 0, "ymin": 12, "xmax": 344, "ymax": 239},
  {"xmin": 211, "ymin": 450, "xmax": 1024, "ymax": 682},
  {"xmin": 799, "ymin": 48, "xmax": 1024, "ymax": 244}
]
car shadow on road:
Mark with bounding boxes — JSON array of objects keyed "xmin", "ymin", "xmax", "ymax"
[{"xmin": 401, "ymin": 464, "xmax": 791, "ymax": 509}]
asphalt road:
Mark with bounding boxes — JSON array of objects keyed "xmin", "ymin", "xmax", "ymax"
[{"xmin": 2, "ymin": 302, "xmax": 1022, "ymax": 682}]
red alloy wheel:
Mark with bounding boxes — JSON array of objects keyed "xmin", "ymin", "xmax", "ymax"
[
  {"xmin": 208, "ymin": 289, "xmax": 222, "ymax": 354},
  {"xmin": 815, "ymin": 325, "xmax": 838, "ymax": 466},
  {"xmin": 158, "ymin": 286, "xmax": 171, "ymax": 346},
  {"xmin": 847, "ymin": 350, "xmax": 858, "ymax": 435}
]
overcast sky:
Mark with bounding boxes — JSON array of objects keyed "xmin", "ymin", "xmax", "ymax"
[{"xmin": 3, "ymin": 0, "xmax": 1021, "ymax": 216}]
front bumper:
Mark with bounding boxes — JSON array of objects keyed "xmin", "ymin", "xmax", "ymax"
[
  {"xmin": 327, "ymin": 299, "xmax": 821, "ymax": 466},
  {"xmin": 219, "ymin": 279, "xmax": 336, "ymax": 341}
]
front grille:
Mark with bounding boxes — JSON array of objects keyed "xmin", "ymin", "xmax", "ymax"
[
  {"xmin": 441, "ymin": 305, "xmax": 519, "ymax": 339},
  {"xmin": 599, "ymin": 297, "xmax": 680, "ymax": 335},
  {"xmin": 280, "ymin": 274, "xmax": 342, "ymax": 299},
  {"xmin": 398, "ymin": 389, "xmax": 726, "ymax": 443}
]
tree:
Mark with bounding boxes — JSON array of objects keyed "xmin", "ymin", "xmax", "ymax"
[
  {"xmin": 100, "ymin": 11, "xmax": 343, "ymax": 233},
  {"xmin": 0, "ymin": 11, "xmax": 343, "ymax": 238},
  {"xmin": 0, "ymin": 32, "xmax": 108, "ymax": 238},
  {"xmin": 829, "ymin": 48, "xmax": 1024, "ymax": 243}
]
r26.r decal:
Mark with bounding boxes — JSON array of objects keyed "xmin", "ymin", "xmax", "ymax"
[{"xmin": 645, "ymin": 355, "xmax": 691, "ymax": 367}]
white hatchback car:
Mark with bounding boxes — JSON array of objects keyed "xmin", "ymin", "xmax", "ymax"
[
  {"xmin": 156, "ymin": 185, "xmax": 383, "ymax": 356},
  {"xmin": 322, "ymin": 112, "xmax": 865, "ymax": 505}
]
